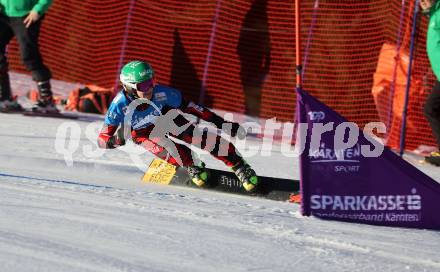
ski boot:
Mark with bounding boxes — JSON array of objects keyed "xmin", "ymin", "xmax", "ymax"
[
  {"xmin": 425, "ymin": 152, "xmax": 440, "ymax": 166},
  {"xmin": 232, "ymin": 160, "xmax": 259, "ymax": 192},
  {"xmin": 0, "ymin": 69, "xmax": 22, "ymax": 113},
  {"xmin": 187, "ymin": 162, "xmax": 209, "ymax": 187},
  {"xmin": 32, "ymin": 97, "xmax": 59, "ymax": 114},
  {"xmin": 32, "ymin": 81, "xmax": 59, "ymax": 114},
  {"xmin": 0, "ymin": 98, "xmax": 23, "ymax": 113}
]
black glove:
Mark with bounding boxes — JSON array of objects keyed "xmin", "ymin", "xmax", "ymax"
[{"xmin": 109, "ymin": 127, "xmax": 126, "ymax": 147}]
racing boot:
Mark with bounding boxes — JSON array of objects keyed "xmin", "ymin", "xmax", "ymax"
[
  {"xmin": 232, "ymin": 159, "xmax": 259, "ymax": 192},
  {"xmin": 187, "ymin": 162, "xmax": 209, "ymax": 187}
]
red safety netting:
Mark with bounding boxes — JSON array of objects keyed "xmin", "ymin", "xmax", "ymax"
[{"xmin": 6, "ymin": 0, "xmax": 436, "ymax": 151}]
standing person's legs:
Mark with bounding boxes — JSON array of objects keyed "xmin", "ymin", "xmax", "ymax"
[
  {"xmin": 424, "ymin": 80, "xmax": 440, "ymax": 147},
  {"xmin": 424, "ymin": 80, "xmax": 440, "ymax": 166},
  {"xmin": 9, "ymin": 16, "xmax": 52, "ymax": 101},
  {"xmin": 0, "ymin": 15, "xmax": 14, "ymax": 101}
]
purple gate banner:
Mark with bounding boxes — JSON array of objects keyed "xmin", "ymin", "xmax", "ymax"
[{"xmin": 297, "ymin": 88, "xmax": 440, "ymax": 230}]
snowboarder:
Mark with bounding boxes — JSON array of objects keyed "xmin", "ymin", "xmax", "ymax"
[{"xmin": 97, "ymin": 60, "xmax": 259, "ymax": 192}]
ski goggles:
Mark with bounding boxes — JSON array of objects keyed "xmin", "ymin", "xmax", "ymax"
[{"xmin": 126, "ymin": 79, "xmax": 155, "ymax": 93}]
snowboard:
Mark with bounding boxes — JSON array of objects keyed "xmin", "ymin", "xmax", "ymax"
[
  {"xmin": 22, "ymin": 110, "xmax": 79, "ymax": 119},
  {"xmin": 0, "ymin": 107, "xmax": 79, "ymax": 119},
  {"xmin": 142, "ymin": 158, "xmax": 300, "ymax": 202}
]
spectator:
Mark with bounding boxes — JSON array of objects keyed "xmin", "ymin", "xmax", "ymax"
[
  {"xmin": 0, "ymin": 0, "xmax": 56, "ymax": 113},
  {"xmin": 422, "ymin": 0, "xmax": 440, "ymax": 165}
]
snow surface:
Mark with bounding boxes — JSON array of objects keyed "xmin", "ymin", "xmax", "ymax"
[{"xmin": 1, "ymin": 73, "xmax": 440, "ymax": 272}]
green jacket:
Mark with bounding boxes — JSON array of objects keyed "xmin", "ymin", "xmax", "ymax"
[
  {"xmin": 0, "ymin": 0, "xmax": 52, "ymax": 17},
  {"xmin": 427, "ymin": 1, "xmax": 440, "ymax": 80}
]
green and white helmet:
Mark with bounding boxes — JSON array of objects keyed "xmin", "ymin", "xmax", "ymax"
[{"xmin": 120, "ymin": 60, "xmax": 154, "ymax": 92}]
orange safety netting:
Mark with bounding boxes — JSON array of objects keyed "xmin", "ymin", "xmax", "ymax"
[{"xmin": 6, "ymin": 0, "xmax": 437, "ymax": 151}]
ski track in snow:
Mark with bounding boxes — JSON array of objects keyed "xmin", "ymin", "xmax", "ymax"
[
  {"xmin": 1, "ymin": 174, "xmax": 440, "ymax": 272},
  {"xmin": 1, "ymin": 79, "xmax": 440, "ymax": 271}
]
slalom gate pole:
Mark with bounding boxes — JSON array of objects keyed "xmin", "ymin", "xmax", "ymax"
[{"xmin": 399, "ymin": 0, "xmax": 420, "ymax": 157}]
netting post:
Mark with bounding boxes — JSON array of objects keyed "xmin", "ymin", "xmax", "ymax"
[
  {"xmin": 195, "ymin": 0, "xmax": 222, "ymax": 125},
  {"xmin": 301, "ymin": 0, "xmax": 319, "ymax": 83},
  {"xmin": 386, "ymin": 0, "xmax": 408, "ymax": 142},
  {"xmin": 199, "ymin": 0, "xmax": 222, "ymax": 107},
  {"xmin": 399, "ymin": 0, "xmax": 420, "ymax": 156},
  {"xmin": 295, "ymin": 0, "xmax": 310, "ymax": 216},
  {"xmin": 113, "ymin": 0, "xmax": 136, "ymax": 93}
]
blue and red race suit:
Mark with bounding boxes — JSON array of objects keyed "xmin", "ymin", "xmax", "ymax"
[{"xmin": 97, "ymin": 84, "xmax": 242, "ymax": 167}]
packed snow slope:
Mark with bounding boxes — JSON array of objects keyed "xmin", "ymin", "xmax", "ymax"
[{"xmin": 1, "ymin": 107, "xmax": 440, "ymax": 271}]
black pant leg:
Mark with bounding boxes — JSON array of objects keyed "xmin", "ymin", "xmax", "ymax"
[
  {"xmin": 424, "ymin": 80, "xmax": 440, "ymax": 147},
  {"xmin": 0, "ymin": 15, "xmax": 14, "ymax": 101},
  {"xmin": 9, "ymin": 16, "xmax": 51, "ymax": 82}
]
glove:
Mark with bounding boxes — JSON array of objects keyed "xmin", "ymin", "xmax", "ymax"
[
  {"xmin": 109, "ymin": 127, "xmax": 126, "ymax": 148},
  {"xmin": 224, "ymin": 122, "xmax": 247, "ymax": 139}
]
